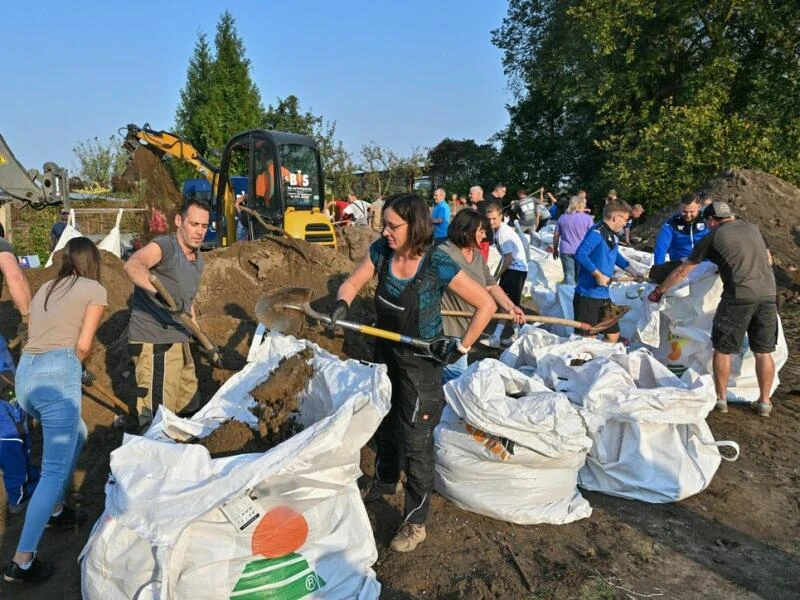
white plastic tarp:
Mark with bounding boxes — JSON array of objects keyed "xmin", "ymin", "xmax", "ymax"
[
  {"xmin": 80, "ymin": 335, "xmax": 390, "ymax": 600},
  {"xmin": 434, "ymin": 359, "xmax": 593, "ymax": 525}
]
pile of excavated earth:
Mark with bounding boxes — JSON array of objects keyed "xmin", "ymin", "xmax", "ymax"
[{"xmin": 0, "ymin": 166, "xmax": 798, "ymax": 599}]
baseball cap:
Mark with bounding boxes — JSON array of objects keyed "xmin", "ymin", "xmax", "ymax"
[{"xmin": 703, "ymin": 201, "xmax": 734, "ymax": 219}]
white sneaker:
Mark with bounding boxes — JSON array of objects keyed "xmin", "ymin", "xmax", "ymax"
[
  {"xmin": 479, "ymin": 335, "xmax": 501, "ymax": 349},
  {"xmin": 500, "ymin": 336, "xmax": 515, "ymax": 348}
]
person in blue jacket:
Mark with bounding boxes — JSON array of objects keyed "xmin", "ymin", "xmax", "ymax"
[
  {"xmin": 653, "ymin": 193, "xmax": 710, "ymax": 265},
  {"xmin": 574, "ymin": 200, "xmax": 641, "ymax": 343}
]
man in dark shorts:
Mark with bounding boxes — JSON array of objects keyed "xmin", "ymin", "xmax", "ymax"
[
  {"xmin": 574, "ymin": 200, "xmax": 642, "ymax": 343},
  {"xmin": 649, "ymin": 202, "xmax": 777, "ymax": 416}
]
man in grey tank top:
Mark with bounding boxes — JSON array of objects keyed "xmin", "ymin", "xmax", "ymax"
[{"xmin": 123, "ymin": 199, "xmax": 210, "ymax": 429}]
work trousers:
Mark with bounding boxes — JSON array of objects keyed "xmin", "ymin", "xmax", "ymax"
[
  {"xmin": 130, "ymin": 342, "xmax": 199, "ymax": 429},
  {"xmin": 374, "ymin": 344, "xmax": 445, "ymax": 525},
  {"xmin": 15, "ymin": 349, "xmax": 86, "ymax": 553}
]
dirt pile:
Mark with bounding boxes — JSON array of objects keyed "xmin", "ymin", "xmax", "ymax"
[
  {"xmin": 195, "ymin": 238, "xmax": 377, "ymax": 377},
  {"xmin": 114, "ymin": 145, "xmax": 183, "ymax": 237},
  {"xmin": 192, "ymin": 350, "xmax": 313, "ymax": 458},
  {"xmin": 336, "ymin": 225, "xmax": 380, "ymax": 262}
]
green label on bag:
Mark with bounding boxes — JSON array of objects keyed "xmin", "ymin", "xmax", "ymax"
[{"xmin": 230, "ymin": 553, "xmax": 325, "ymax": 599}]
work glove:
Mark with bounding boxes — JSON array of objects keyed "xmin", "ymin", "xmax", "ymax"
[
  {"xmin": 198, "ymin": 343, "xmax": 223, "ymax": 368},
  {"xmin": 329, "ymin": 299, "xmax": 349, "ymax": 327},
  {"xmin": 16, "ymin": 315, "xmax": 28, "ymax": 348},
  {"xmin": 430, "ymin": 338, "xmax": 468, "ymax": 365},
  {"xmin": 81, "ymin": 368, "xmax": 96, "ymax": 386},
  {"xmin": 648, "ymin": 288, "xmax": 664, "ymax": 303}
]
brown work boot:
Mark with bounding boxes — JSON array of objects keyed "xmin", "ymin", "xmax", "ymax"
[{"xmin": 390, "ymin": 522, "xmax": 426, "ymax": 553}]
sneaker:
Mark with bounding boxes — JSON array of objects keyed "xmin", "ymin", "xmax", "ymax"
[
  {"xmin": 390, "ymin": 522, "xmax": 426, "ymax": 553},
  {"xmin": 715, "ymin": 399, "xmax": 728, "ymax": 413},
  {"xmin": 500, "ymin": 336, "xmax": 515, "ymax": 348},
  {"xmin": 479, "ymin": 336, "xmax": 501, "ymax": 349},
  {"xmin": 361, "ymin": 478, "xmax": 399, "ymax": 504},
  {"xmin": 47, "ymin": 505, "xmax": 88, "ymax": 528},
  {"xmin": 755, "ymin": 401, "xmax": 772, "ymax": 417},
  {"xmin": 3, "ymin": 558, "xmax": 54, "ymax": 584}
]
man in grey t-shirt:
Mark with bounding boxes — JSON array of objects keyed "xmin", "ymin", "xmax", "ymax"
[
  {"xmin": 650, "ymin": 202, "xmax": 778, "ymax": 417},
  {"xmin": 124, "ymin": 198, "xmax": 210, "ymax": 428}
]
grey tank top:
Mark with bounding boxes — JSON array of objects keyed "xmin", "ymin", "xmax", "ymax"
[{"xmin": 128, "ymin": 235, "xmax": 204, "ymax": 344}]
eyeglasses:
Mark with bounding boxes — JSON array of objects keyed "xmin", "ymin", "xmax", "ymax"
[{"xmin": 381, "ymin": 220, "xmax": 408, "ymax": 233}]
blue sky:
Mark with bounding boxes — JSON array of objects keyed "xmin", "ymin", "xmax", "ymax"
[{"xmin": 2, "ymin": 1, "xmax": 511, "ymax": 175}]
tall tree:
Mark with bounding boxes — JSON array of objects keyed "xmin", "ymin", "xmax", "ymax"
[
  {"xmin": 359, "ymin": 143, "xmax": 428, "ymax": 198},
  {"xmin": 174, "ymin": 32, "xmax": 214, "ymax": 156},
  {"xmin": 427, "ymin": 138, "xmax": 500, "ymax": 194},
  {"xmin": 493, "ymin": 0, "xmax": 800, "ymax": 208},
  {"xmin": 174, "ymin": 12, "xmax": 263, "ymax": 156}
]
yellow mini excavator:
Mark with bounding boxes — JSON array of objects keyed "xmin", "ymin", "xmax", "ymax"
[{"xmin": 124, "ymin": 124, "xmax": 336, "ymax": 248}]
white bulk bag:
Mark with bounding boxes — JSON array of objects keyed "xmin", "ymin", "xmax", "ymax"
[
  {"xmin": 639, "ymin": 265, "xmax": 788, "ymax": 402},
  {"xmin": 45, "ymin": 208, "xmax": 82, "ymax": 267},
  {"xmin": 434, "ymin": 360, "xmax": 592, "ymax": 525},
  {"xmin": 80, "ymin": 335, "xmax": 390, "ymax": 600},
  {"xmin": 97, "ymin": 208, "xmax": 123, "ymax": 257},
  {"xmin": 577, "ymin": 350, "xmax": 739, "ymax": 503}
]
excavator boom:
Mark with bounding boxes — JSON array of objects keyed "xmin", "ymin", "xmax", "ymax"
[
  {"xmin": 123, "ymin": 123, "xmax": 216, "ymax": 182},
  {"xmin": 0, "ymin": 133, "xmax": 68, "ymax": 208}
]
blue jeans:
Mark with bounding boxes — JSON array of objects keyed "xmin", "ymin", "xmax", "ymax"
[
  {"xmin": 442, "ymin": 353, "xmax": 469, "ymax": 384},
  {"xmin": 560, "ymin": 253, "xmax": 577, "ymax": 286},
  {"xmin": 15, "ymin": 349, "xmax": 86, "ymax": 553}
]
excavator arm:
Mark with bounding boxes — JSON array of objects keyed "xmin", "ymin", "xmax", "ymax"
[
  {"xmin": 123, "ymin": 123, "xmax": 217, "ymax": 182},
  {"xmin": 0, "ymin": 133, "xmax": 69, "ymax": 208}
]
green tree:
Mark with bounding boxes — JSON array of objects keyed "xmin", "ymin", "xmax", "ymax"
[
  {"xmin": 427, "ymin": 138, "xmax": 501, "ymax": 195},
  {"xmin": 359, "ymin": 143, "xmax": 428, "ymax": 198},
  {"xmin": 174, "ymin": 11, "xmax": 263, "ymax": 156},
  {"xmin": 493, "ymin": 0, "xmax": 800, "ymax": 208},
  {"xmin": 72, "ymin": 135, "xmax": 126, "ymax": 189}
]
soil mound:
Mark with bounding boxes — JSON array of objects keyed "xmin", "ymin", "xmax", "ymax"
[{"xmin": 336, "ymin": 225, "xmax": 380, "ymax": 262}]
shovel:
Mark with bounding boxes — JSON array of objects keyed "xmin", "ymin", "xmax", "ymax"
[
  {"xmin": 149, "ymin": 274, "xmax": 224, "ymax": 368},
  {"xmin": 441, "ymin": 304, "xmax": 631, "ymax": 335},
  {"xmin": 255, "ymin": 288, "xmax": 454, "ymax": 362}
]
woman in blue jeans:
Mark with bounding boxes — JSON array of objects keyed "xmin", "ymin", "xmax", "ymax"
[{"xmin": 4, "ymin": 237, "xmax": 107, "ymax": 584}]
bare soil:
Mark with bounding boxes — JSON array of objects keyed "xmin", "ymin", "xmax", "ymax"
[{"xmin": 0, "ymin": 169, "xmax": 798, "ymax": 598}]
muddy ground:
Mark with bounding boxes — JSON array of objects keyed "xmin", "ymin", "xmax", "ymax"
[{"xmin": 0, "ymin": 168, "xmax": 798, "ymax": 598}]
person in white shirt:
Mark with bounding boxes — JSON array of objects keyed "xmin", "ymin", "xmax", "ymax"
[
  {"xmin": 342, "ymin": 193, "xmax": 371, "ymax": 226},
  {"xmin": 482, "ymin": 202, "xmax": 529, "ymax": 347}
]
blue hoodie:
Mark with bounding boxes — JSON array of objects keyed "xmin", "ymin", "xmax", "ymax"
[
  {"xmin": 575, "ymin": 222, "xmax": 630, "ymax": 299},
  {"xmin": 653, "ymin": 214, "xmax": 710, "ymax": 265}
]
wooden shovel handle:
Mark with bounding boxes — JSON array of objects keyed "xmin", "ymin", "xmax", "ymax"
[{"xmin": 440, "ymin": 310, "xmax": 593, "ymax": 332}]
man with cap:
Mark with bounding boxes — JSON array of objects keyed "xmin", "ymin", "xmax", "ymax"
[{"xmin": 649, "ymin": 201, "xmax": 778, "ymax": 417}]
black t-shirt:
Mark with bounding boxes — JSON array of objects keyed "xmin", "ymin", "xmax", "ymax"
[{"xmin": 688, "ymin": 220, "xmax": 776, "ymax": 301}]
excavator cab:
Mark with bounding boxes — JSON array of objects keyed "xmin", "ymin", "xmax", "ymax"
[{"xmin": 215, "ymin": 130, "xmax": 335, "ymax": 247}]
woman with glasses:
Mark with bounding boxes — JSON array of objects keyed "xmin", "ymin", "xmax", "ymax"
[
  {"xmin": 4, "ymin": 237, "xmax": 107, "ymax": 584},
  {"xmin": 329, "ymin": 193, "xmax": 494, "ymax": 553}
]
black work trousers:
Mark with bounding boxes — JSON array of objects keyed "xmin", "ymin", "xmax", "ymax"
[{"xmin": 374, "ymin": 342, "xmax": 445, "ymax": 525}]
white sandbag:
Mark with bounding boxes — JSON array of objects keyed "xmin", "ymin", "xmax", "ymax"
[
  {"xmin": 81, "ymin": 334, "xmax": 389, "ymax": 600},
  {"xmin": 638, "ymin": 264, "xmax": 789, "ymax": 402},
  {"xmin": 434, "ymin": 359, "xmax": 592, "ymax": 525},
  {"xmin": 97, "ymin": 208, "xmax": 123, "ymax": 257},
  {"xmin": 45, "ymin": 208, "xmax": 82, "ymax": 267},
  {"xmin": 576, "ymin": 350, "xmax": 739, "ymax": 503}
]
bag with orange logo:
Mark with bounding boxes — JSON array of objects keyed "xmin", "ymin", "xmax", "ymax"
[{"xmin": 81, "ymin": 335, "xmax": 391, "ymax": 599}]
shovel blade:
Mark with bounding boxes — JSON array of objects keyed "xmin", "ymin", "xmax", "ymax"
[
  {"xmin": 255, "ymin": 287, "xmax": 312, "ymax": 335},
  {"xmin": 589, "ymin": 303, "xmax": 632, "ymax": 334}
]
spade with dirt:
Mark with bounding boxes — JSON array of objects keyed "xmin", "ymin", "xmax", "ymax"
[{"xmin": 255, "ymin": 287, "xmax": 456, "ymax": 363}]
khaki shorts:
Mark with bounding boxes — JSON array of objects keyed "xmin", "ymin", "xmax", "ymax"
[{"xmin": 129, "ymin": 342, "xmax": 199, "ymax": 429}]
